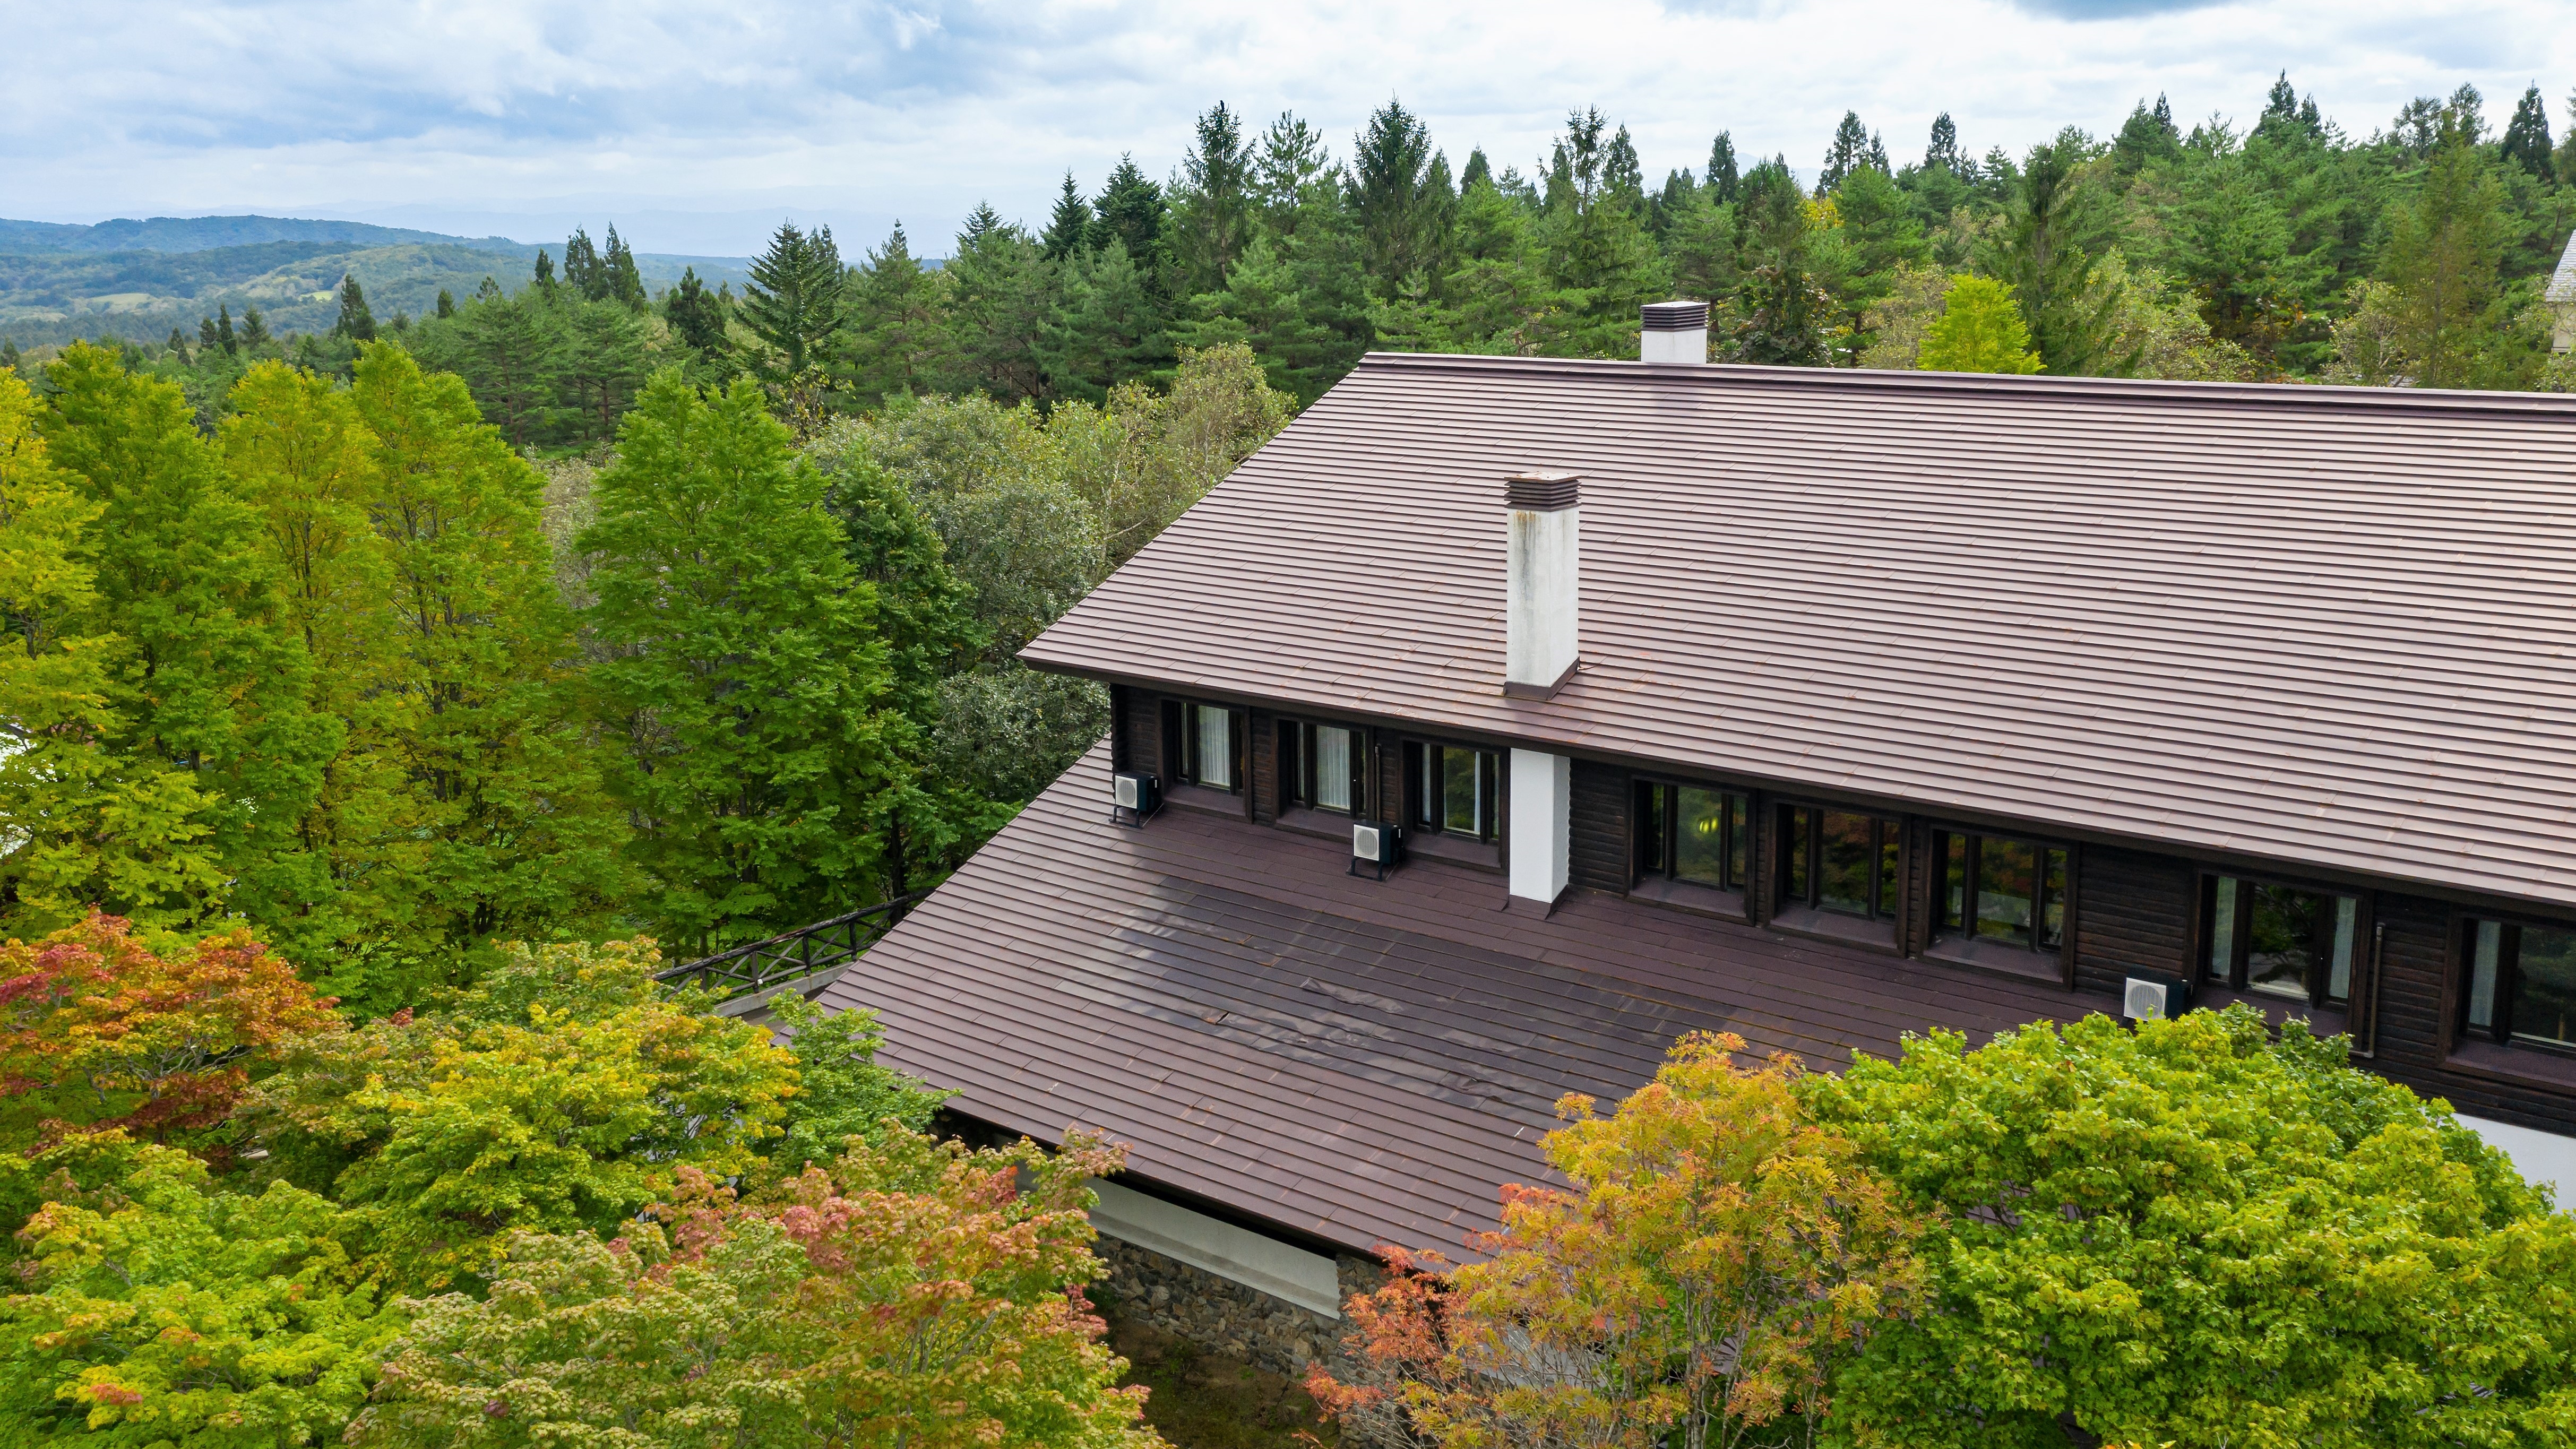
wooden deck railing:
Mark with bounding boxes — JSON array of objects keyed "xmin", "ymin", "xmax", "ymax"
[{"xmin": 656, "ymin": 894, "xmax": 925, "ymax": 1007}]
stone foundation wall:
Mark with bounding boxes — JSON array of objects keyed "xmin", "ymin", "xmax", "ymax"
[{"xmin": 1091, "ymin": 1234, "xmax": 1383, "ymax": 1379}]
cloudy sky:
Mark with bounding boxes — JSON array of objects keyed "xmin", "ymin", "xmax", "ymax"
[{"xmin": 7, "ymin": 0, "xmax": 2570, "ymax": 256}]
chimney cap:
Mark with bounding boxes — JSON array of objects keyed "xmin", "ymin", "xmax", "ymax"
[
  {"xmin": 1505, "ymin": 471, "xmax": 1581, "ymax": 512},
  {"xmin": 1642, "ymin": 299, "xmax": 1709, "ymax": 331}
]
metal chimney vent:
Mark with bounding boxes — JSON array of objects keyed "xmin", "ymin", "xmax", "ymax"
[{"xmin": 1640, "ymin": 299, "xmax": 1710, "ymax": 365}]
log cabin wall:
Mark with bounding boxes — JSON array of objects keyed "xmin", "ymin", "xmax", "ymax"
[
  {"xmin": 1567, "ymin": 761, "xmax": 1630, "ymax": 893},
  {"xmin": 2072, "ymin": 847, "xmax": 2195, "ymax": 997}
]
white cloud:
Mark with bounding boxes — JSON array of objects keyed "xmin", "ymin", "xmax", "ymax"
[{"xmin": 5, "ymin": 0, "xmax": 2569, "ymax": 255}]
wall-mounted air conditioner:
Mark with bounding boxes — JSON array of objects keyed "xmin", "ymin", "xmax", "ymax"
[
  {"xmin": 1351, "ymin": 820, "xmax": 1401, "ymax": 879},
  {"xmin": 1111, "ymin": 771, "xmax": 1160, "ymax": 827},
  {"xmin": 2123, "ymin": 973, "xmax": 2191, "ymax": 1023}
]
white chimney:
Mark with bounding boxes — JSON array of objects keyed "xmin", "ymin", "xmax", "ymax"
[
  {"xmin": 1641, "ymin": 299, "xmax": 1709, "ymax": 364},
  {"xmin": 1504, "ymin": 471, "xmax": 1579, "ymax": 700}
]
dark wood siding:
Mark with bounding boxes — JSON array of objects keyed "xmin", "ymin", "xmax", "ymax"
[
  {"xmin": 1121, "ymin": 686, "xmax": 1165, "ymax": 780},
  {"xmin": 1569, "ymin": 761, "xmax": 1630, "ymax": 893},
  {"xmin": 1250, "ymin": 709, "xmax": 1281, "ymax": 823},
  {"xmin": 2071, "ymin": 846, "xmax": 2194, "ymax": 996}
]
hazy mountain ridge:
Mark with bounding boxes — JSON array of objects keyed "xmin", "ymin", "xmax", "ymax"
[
  {"xmin": 0, "ymin": 214, "xmax": 753, "ymax": 348},
  {"xmin": 0, "ymin": 213, "xmax": 525, "ymax": 255}
]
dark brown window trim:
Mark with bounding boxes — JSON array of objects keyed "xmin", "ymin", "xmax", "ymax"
[
  {"xmin": 2442, "ymin": 906, "xmax": 2576, "ymax": 1078},
  {"xmin": 2444, "ymin": 1038, "xmax": 2576, "ymax": 1098},
  {"xmin": 1771, "ymin": 799, "xmax": 1906, "ymax": 928},
  {"xmin": 1924, "ymin": 826, "xmax": 2079, "ymax": 989},
  {"xmin": 2189, "ymin": 867, "xmax": 2375, "ymax": 1015},
  {"xmin": 1399, "ymin": 736, "xmax": 1503, "ymax": 847},
  {"xmin": 1627, "ymin": 874, "xmax": 1750, "ymax": 924},
  {"xmin": 1276, "ymin": 715, "xmax": 1373, "ymax": 821},
  {"xmin": 1768, "ymin": 904, "xmax": 1903, "ymax": 955}
]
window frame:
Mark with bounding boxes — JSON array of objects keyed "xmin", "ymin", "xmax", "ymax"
[
  {"xmin": 1631, "ymin": 777, "xmax": 1753, "ymax": 897},
  {"xmin": 1931, "ymin": 827, "xmax": 2075, "ymax": 969},
  {"xmin": 1280, "ymin": 717, "xmax": 1370, "ymax": 818},
  {"xmin": 2453, "ymin": 911, "xmax": 2576, "ymax": 1059},
  {"xmin": 1162, "ymin": 696, "xmax": 1247, "ymax": 798},
  {"xmin": 1774, "ymin": 801, "xmax": 1903, "ymax": 924},
  {"xmin": 2192, "ymin": 869, "xmax": 2370, "ymax": 1014},
  {"xmin": 1402, "ymin": 738, "xmax": 1501, "ymax": 844}
]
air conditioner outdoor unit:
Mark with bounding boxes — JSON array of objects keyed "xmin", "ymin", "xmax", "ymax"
[
  {"xmin": 1351, "ymin": 820, "xmax": 1401, "ymax": 879},
  {"xmin": 2123, "ymin": 973, "xmax": 2191, "ymax": 1023},
  {"xmin": 1110, "ymin": 770, "xmax": 1160, "ymax": 827}
]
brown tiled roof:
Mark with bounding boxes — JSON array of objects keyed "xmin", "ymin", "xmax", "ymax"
[
  {"xmin": 816, "ymin": 744, "xmax": 2115, "ymax": 1258},
  {"xmin": 1024, "ymin": 356, "xmax": 2576, "ymax": 911}
]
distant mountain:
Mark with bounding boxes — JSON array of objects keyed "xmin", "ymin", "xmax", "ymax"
[
  {"xmin": 0, "ymin": 215, "xmax": 753, "ymax": 349},
  {"xmin": 0, "ymin": 213, "xmax": 528, "ymax": 256}
]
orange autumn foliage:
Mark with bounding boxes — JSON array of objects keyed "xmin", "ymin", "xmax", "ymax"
[{"xmin": 0, "ymin": 911, "xmax": 339, "ymax": 1143}]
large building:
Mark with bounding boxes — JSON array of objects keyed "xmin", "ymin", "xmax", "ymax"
[{"xmin": 817, "ymin": 305, "xmax": 2576, "ymax": 1351}]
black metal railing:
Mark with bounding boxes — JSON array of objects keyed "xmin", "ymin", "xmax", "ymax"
[{"xmin": 656, "ymin": 894, "xmax": 924, "ymax": 1007}]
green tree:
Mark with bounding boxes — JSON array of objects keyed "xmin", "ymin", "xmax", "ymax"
[
  {"xmin": 1041, "ymin": 172, "xmax": 1095, "ymax": 262},
  {"xmin": 841, "ymin": 223, "xmax": 950, "ymax": 406},
  {"xmin": 2382, "ymin": 112, "xmax": 2519, "ymax": 388},
  {"xmin": 580, "ymin": 372, "xmax": 898, "ymax": 951},
  {"xmin": 1090, "ymin": 156, "xmax": 1169, "ymax": 278},
  {"xmin": 1351, "ymin": 98, "xmax": 1454, "ymax": 299},
  {"xmin": 603, "ymin": 223, "xmax": 648, "ymax": 308},
  {"xmin": 1916, "ymin": 275, "xmax": 2045, "ymax": 373},
  {"xmin": 2500, "ymin": 85, "xmax": 2554, "ymax": 178},
  {"xmin": 238, "ymin": 938, "xmax": 795, "ymax": 1290},
  {"xmin": 563, "ymin": 226, "xmax": 605, "ymax": 300},
  {"xmin": 1038, "ymin": 240, "xmax": 1173, "ymax": 402},
  {"xmin": 0, "ymin": 1141, "xmax": 403, "ymax": 1447},
  {"xmin": 938, "ymin": 215, "xmax": 1054, "ymax": 403},
  {"xmin": 1171, "ymin": 100, "xmax": 1256, "ymax": 295},
  {"xmin": 764, "ymin": 995, "xmax": 947, "ymax": 1171},
  {"xmin": 740, "ymin": 221, "xmax": 846, "ymax": 377},
  {"xmin": 1811, "ymin": 1005, "xmax": 2576, "ymax": 1449},
  {"xmin": 340, "ymin": 342, "xmax": 629, "ymax": 1004},
  {"xmin": 1312, "ymin": 1032, "xmax": 1924, "ymax": 1449},
  {"xmin": 39, "ymin": 346, "xmax": 330, "ymax": 948},
  {"xmin": 334, "ymin": 274, "xmax": 377, "ymax": 342},
  {"xmin": 0, "ymin": 369, "xmax": 222, "ymax": 933},
  {"xmin": 664, "ymin": 265, "xmax": 729, "ymax": 358},
  {"xmin": 556, "ymin": 297, "xmax": 657, "ymax": 442}
]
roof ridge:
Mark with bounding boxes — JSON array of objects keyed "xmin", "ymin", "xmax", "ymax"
[{"xmin": 1347, "ymin": 350, "xmax": 2576, "ymax": 418}]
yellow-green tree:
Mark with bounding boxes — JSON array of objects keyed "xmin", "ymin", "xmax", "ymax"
[
  {"xmin": 1916, "ymin": 275, "xmax": 2045, "ymax": 374},
  {"xmin": 1312, "ymin": 1031, "xmax": 1925, "ymax": 1449},
  {"xmin": 1811, "ymin": 1005, "xmax": 2576, "ymax": 1448},
  {"xmin": 0, "ymin": 368, "xmax": 225, "ymax": 934}
]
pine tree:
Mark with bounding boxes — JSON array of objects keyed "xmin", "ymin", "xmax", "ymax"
[
  {"xmin": 217, "ymin": 305, "xmax": 237, "ymax": 355},
  {"xmin": 1979, "ymin": 132, "xmax": 2124, "ymax": 374},
  {"xmin": 1352, "ymin": 98, "xmax": 1453, "ymax": 297},
  {"xmin": 334, "ymin": 275, "xmax": 377, "ymax": 341},
  {"xmin": 2501, "ymin": 84, "xmax": 2554, "ymax": 178},
  {"xmin": 959, "ymin": 202, "xmax": 1005, "ymax": 246},
  {"xmin": 740, "ymin": 220, "xmax": 846, "ymax": 377},
  {"xmin": 1461, "ymin": 147, "xmax": 1493, "ymax": 192},
  {"xmin": 1916, "ymin": 275, "xmax": 2044, "ymax": 373},
  {"xmin": 1924, "ymin": 114, "xmax": 1962, "ymax": 173},
  {"xmin": 941, "ymin": 217, "xmax": 1053, "ymax": 403},
  {"xmin": 563, "ymin": 227, "xmax": 605, "ymax": 301},
  {"xmin": 1253, "ymin": 112, "xmax": 1335, "ymax": 231},
  {"xmin": 841, "ymin": 223, "xmax": 949, "ymax": 406},
  {"xmin": 449, "ymin": 286, "xmax": 560, "ymax": 448},
  {"xmin": 532, "ymin": 248, "xmax": 558, "ymax": 298},
  {"xmin": 1091, "ymin": 157, "xmax": 1169, "ymax": 277},
  {"xmin": 559, "ymin": 299, "xmax": 656, "ymax": 442},
  {"xmin": 1041, "ymin": 173, "xmax": 1094, "ymax": 262},
  {"xmin": 2114, "ymin": 97, "xmax": 2183, "ymax": 174},
  {"xmin": 579, "ymin": 371, "xmax": 899, "ymax": 952},
  {"xmin": 603, "ymin": 225, "xmax": 647, "ymax": 309},
  {"xmin": 200, "ymin": 316, "xmax": 220, "ymax": 352},
  {"xmin": 435, "ymin": 288, "xmax": 456, "ymax": 320},
  {"xmin": 1821, "ymin": 111, "xmax": 1874, "ymax": 191},
  {"xmin": 2264, "ymin": 72, "xmax": 2299, "ymax": 126},
  {"xmin": 665, "ymin": 266, "xmax": 730, "ymax": 357},
  {"xmin": 165, "ymin": 329, "xmax": 190, "ymax": 362},
  {"xmin": 1173, "ymin": 101, "xmax": 1256, "ymax": 295},
  {"xmin": 1604, "ymin": 125, "xmax": 1645, "ymax": 213},
  {"xmin": 1037, "ymin": 241, "xmax": 1174, "ymax": 402},
  {"xmin": 239, "ymin": 307, "xmax": 269, "ymax": 347},
  {"xmin": 1707, "ymin": 132, "xmax": 1741, "ymax": 203}
]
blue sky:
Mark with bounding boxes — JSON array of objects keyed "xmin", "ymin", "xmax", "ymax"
[{"xmin": 7, "ymin": 0, "xmax": 2569, "ymax": 256}]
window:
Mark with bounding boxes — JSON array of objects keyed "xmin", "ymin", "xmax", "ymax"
[
  {"xmin": 1779, "ymin": 805, "xmax": 1899, "ymax": 919},
  {"xmin": 2200, "ymin": 875, "xmax": 2359, "ymax": 1007},
  {"xmin": 1407, "ymin": 741, "xmax": 1497, "ymax": 841},
  {"xmin": 1179, "ymin": 701, "xmax": 1239, "ymax": 793},
  {"xmin": 1634, "ymin": 781, "xmax": 1750, "ymax": 892},
  {"xmin": 1285, "ymin": 721, "xmax": 1366, "ymax": 816},
  {"xmin": 1935, "ymin": 831, "xmax": 2068, "ymax": 954},
  {"xmin": 2461, "ymin": 918, "xmax": 2576, "ymax": 1054}
]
